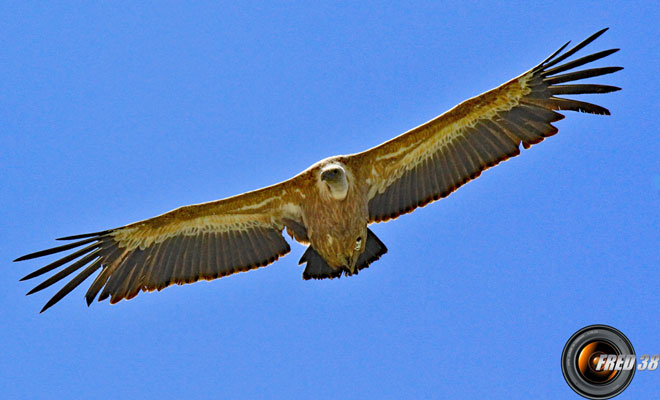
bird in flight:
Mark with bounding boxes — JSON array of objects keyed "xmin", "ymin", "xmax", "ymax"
[{"xmin": 16, "ymin": 29, "xmax": 622, "ymax": 312}]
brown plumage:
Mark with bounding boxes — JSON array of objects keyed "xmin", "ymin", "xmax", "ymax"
[{"xmin": 15, "ymin": 29, "xmax": 622, "ymax": 312}]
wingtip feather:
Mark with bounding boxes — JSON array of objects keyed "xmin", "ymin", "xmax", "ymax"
[
  {"xmin": 56, "ymin": 230, "xmax": 111, "ymax": 241},
  {"xmin": 542, "ymin": 28, "xmax": 612, "ymax": 70},
  {"xmin": 40, "ymin": 303, "xmax": 54, "ymax": 313}
]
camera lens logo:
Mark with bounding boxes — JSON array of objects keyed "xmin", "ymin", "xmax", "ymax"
[{"xmin": 562, "ymin": 325, "xmax": 635, "ymax": 399}]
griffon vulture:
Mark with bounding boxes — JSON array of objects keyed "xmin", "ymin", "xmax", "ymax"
[{"xmin": 15, "ymin": 29, "xmax": 622, "ymax": 312}]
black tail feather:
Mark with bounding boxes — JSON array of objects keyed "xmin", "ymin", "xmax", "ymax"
[
  {"xmin": 299, "ymin": 246, "xmax": 342, "ymax": 280},
  {"xmin": 299, "ymin": 228, "xmax": 387, "ymax": 280},
  {"xmin": 355, "ymin": 229, "xmax": 388, "ymax": 270}
]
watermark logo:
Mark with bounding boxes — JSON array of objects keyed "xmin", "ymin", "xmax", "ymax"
[{"xmin": 562, "ymin": 325, "xmax": 659, "ymax": 399}]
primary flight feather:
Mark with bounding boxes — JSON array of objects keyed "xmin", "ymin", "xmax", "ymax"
[{"xmin": 15, "ymin": 29, "xmax": 622, "ymax": 312}]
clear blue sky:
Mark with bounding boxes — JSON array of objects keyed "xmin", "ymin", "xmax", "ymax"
[{"xmin": 2, "ymin": 2, "xmax": 659, "ymax": 399}]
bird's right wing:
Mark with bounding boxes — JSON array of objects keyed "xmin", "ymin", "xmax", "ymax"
[{"xmin": 15, "ymin": 176, "xmax": 308, "ymax": 312}]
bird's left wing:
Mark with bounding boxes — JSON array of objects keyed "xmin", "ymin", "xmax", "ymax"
[
  {"xmin": 347, "ymin": 29, "xmax": 621, "ymax": 223},
  {"xmin": 15, "ymin": 177, "xmax": 306, "ymax": 312}
]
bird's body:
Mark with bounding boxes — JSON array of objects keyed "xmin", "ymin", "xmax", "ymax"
[
  {"xmin": 303, "ymin": 158, "xmax": 370, "ymax": 272},
  {"xmin": 15, "ymin": 29, "xmax": 622, "ymax": 312}
]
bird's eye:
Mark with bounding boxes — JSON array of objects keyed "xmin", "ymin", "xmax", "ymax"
[
  {"xmin": 322, "ymin": 168, "xmax": 340, "ymax": 180},
  {"xmin": 355, "ymin": 237, "xmax": 362, "ymax": 251}
]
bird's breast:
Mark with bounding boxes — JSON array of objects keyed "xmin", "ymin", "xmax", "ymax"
[{"xmin": 302, "ymin": 181, "xmax": 368, "ymax": 268}]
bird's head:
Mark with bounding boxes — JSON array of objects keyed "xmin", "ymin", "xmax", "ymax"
[{"xmin": 319, "ymin": 163, "xmax": 349, "ymax": 200}]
